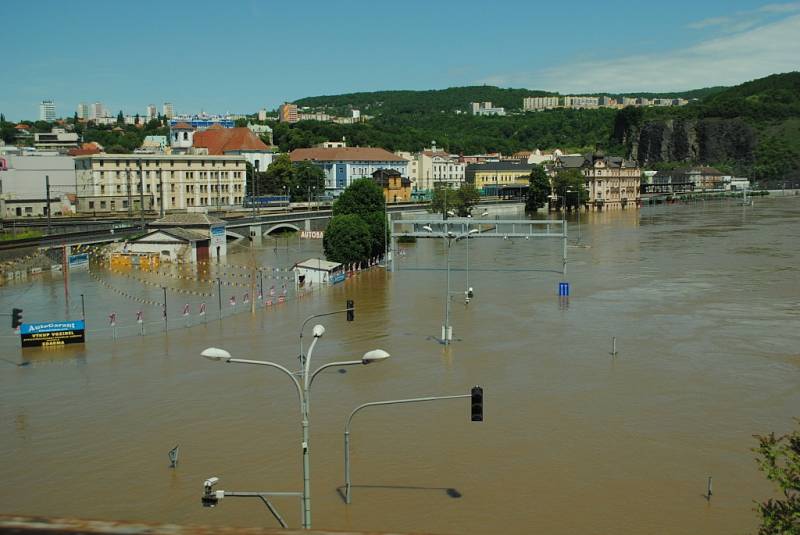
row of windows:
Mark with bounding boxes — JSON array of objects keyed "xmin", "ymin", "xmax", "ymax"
[
  {"xmin": 87, "ymin": 195, "xmax": 244, "ymax": 210},
  {"xmin": 97, "ymin": 170, "xmax": 242, "ymax": 180},
  {"xmin": 96, "ymin": 159, "xmax": 242, "ymax": 169},
  {"xmin": 186, "ymin": 196, "xmax": 243, "ymax": 206}
]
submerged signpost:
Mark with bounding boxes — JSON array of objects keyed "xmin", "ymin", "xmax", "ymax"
[{"xmin": 19, "ymin": 320, "xmax": 86, "ymax": 348}]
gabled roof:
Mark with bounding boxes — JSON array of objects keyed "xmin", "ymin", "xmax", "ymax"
[
  {"xmin": 131, "ymin": 227, "xmax": 208, "ymax": 243},
  {"xmin": 171, "ymin": 122, "xmax": 193, "ymax": 130},
  {"xmin": 290, "ymin": 147, "xmax": 406, "ymax": 163},
  {"xmin": 192, "ymin": 127, "xmax": 270, "ymax": 155}
]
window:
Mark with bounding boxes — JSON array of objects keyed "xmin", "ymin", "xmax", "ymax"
[
  {"xmin": 100, "ymin": 201, "xmax": 107, "ymax": 209},
  {"xmin": 89, "ymin": 201, "xmax": 95, "ymax": 209}
]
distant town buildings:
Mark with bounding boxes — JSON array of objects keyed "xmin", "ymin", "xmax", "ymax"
[
  {"xmin": 163, "ymin": 102, "xmax": 175, "ymax": 119},
  {"xmin": 522, "ymin": 95, "xmax": 690, "ymax": 111},
  {"xmin": 76, "ymin": 103, "xmax": 90, "ymax": 120},
  {"xmin": 290, "ymin": 145, "xmax": 408, "ymax": 193},
  {"xmin": 168, "ymin": 114, "xmax": 235, "ymax": 130},
  {"xmin": 471, "ymin": 102, "xmax": 506, "ymax": 116},
  {"xmin": 33, "ymin": 128, "xmax": 79, "ymax": 152},
  {"xmin": 147, "ymin": 104, "xmax": 158, "ymax": 121},
  {"xmin": 279, "ymin": 103, "xmax": 299, "ymax": 123},
  {"xmin": 523, "ymin": 96, "xmax": 559, "ymax": 111},
  {"xmin": 39, "ymin": 100, "xmax": 56, "ymax": 122}
]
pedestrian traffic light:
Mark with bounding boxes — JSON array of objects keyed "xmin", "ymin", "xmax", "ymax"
[
  {"xmin": 346, "ymin": 300, "xmax": 354, "ymax": 321},
  {"xmin": 471, "ymin": 386, "xmax": 483, "ymax": 422},
  {"xmin": 11, "ymin": 308, "xmax": 23, "ymax": 329}
]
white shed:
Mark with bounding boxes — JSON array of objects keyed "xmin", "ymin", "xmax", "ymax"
[{"xmin": 294, "ymin": 258, "xmax": 344, "ymax": 286}]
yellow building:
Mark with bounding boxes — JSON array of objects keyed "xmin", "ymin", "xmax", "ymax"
[
  {"xmin": 372, "ymin": 169, "xmax": 412, "ymax": 203},
  {"xmin": 465, "ymin": 160, "xmax": 534, "ymax": 195}
]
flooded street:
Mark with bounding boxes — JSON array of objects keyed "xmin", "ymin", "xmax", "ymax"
[{"xmin": 1, "ymin": 197, "xmax": 799, "ymax": 534}]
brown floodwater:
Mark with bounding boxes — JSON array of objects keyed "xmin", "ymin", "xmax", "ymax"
[{"xmin": 1, "ymin": 197, "xmax": 799, "ymax": 534}]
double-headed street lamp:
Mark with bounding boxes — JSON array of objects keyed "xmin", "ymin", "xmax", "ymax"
[
  {"xmin": 424, "ymin": 225, "xmax": 478, "ymax": 345},
  {"xmin": 199, "ymin": 325, "xmax": 390, "ymax": 530}
]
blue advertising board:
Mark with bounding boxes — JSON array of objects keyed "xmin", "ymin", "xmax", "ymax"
[
  {"xmin": 330, "ymin": 271, "xmax": 346, "ymax": 285},
  {"xmin": 20, "ymin": 320, "xmax": 86, "ymax": 348}
]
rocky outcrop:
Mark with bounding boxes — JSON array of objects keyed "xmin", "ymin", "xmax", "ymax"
[{"xmin": 620, "ymin": 117, "xmax": 756, "ymax": 166}]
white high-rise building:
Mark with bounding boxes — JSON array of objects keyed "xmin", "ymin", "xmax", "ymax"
[
  {"xmin": 39, "ymin": 100, "xmax": 56, "ymax": 122},
  {"xmin": 146, "ymin": 104, "xmax": 158, "ymax": 121},
  {"xmin": 163, "ymin": 102, "xmax": 175, "ymax": 119},
  {"xmin": 257, "ymin": 108, "xmax": 267, "ymax": 121},
  {"xmin": 76, "ymin": 103, "xmax": 90, "ymax": 120},
  {"xmin": 91, "ymin": 102, "xmax": 104, "ymax": 120}
]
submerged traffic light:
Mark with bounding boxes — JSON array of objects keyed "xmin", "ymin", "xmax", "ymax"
[
  {"xmin": 11, "ymin": 308, "xmax": 23, "ymax": 329},
  {"xmin": 346, "ymin": 300, "xmax": 354, "ymax": 321},
  {"xmin": 471, "ymin": 386, "xmax": 483, "ymax": 422}
]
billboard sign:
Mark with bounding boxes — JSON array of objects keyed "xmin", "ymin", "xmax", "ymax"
[{"xmin": 20, "ymin": 320, "xmax": 86, "ymax": 348}]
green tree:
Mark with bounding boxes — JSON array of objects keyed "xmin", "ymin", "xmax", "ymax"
[
  {"xmin": 235, "ymin": 118, "xmax": 248, "ymax": 127},
  {"xmin": 323, "ymin": 214, "xmax": 371, "ymax": 264},
  {"xmin": 263, "ymin": 154, "xmax": 296, "ymax": 195},
  {"xmin": 116, "ymin": 110, "xmax": 124, "ymax": 124},
  {"xmin": 526, "ymin": 164, "xmax": 551, "ymax": 213},
  {"xmin": 362, "ymin": 210, "xmax": 388, "ymax": 257},
  {"xmin": 331, "ymin": 177, "xmax": 385, "ymax": 218},
  {"xmin": 430, "ymin": 184, "xmax": 481, "ymax": 217},
  {"xmin": 754, "ymin": 421, "xmax": 800, "ymax": 534},
  {"xmin": 293, "ymin": 161, "xmax": 325, "ymax": 201},
  {"xmin": 552, "ymin": 168, "xmax": 588, "ymax": 210}
]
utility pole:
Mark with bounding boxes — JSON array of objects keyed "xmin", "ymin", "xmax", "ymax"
[
  {"xmin": 158, "ymin": 169, "xmax": 164, "ymax": 218},
  {"xmin": 126, "ymin": 168, "xmax": 133, "ymax": 219},
  {"xmin": 138, "ymin": 159, "xmax": 145, "ymax": 230},
  {"xmin": 45, "ymin": 175, "xmax": 51, "ymax": 234}
]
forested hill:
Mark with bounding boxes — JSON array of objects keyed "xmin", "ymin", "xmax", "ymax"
[
  {"xmin": 293, "ymin": 85, "xmax": 724, "ymax": 115},
  {"xmin": 280, "ymin": 73, "xmax": 800, "ymax": 185}
]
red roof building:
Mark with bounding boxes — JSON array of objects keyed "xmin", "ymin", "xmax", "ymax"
[{"xmin": 192, "ymin": 127, "xmax": 271, "ymax": 155}]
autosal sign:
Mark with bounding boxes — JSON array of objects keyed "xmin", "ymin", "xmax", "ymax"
[{"xmin": 20, "ymin": 320, "xmax": 86, "ymax": 348}]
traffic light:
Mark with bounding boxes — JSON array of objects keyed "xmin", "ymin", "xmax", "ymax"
[
  {"xmin": 471, "ymin": 386, "xmax": 483, "ymax": 422},
  {"xmin": 346, "ymin": 300, "xmax": 354, "ymax": 321},
  {"xmin": 11, "ymin": 308, "xmax": 23, "ymax": 329}
]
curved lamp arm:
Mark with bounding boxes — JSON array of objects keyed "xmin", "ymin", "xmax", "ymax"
[
  {"xmin": 227, "ymin": 358, "xmax": 304, "ymax": 406},
  {"xmin": 309, "ymin": 360, "xmax": 364, "ymax": 388}
]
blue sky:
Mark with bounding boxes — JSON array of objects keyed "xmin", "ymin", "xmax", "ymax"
[{"xmin": 2, "ymin": 0, "xmax": 799, "ymax": 120}]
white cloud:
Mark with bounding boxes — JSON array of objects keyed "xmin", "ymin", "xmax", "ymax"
[{"xmin": 482, "ymin": 13, "xmax": 800, "ymax": 93}]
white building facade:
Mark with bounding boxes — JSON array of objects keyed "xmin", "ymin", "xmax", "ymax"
[{"xmin": 74, "ymin": 154, "xmax": 247, "ymax": 213}]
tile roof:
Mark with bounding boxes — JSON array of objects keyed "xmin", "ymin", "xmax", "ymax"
[
  {"xmin": 192, "ymin": 127, "xmax": 271, "ymax": 155},
  {"xmin": 172, "ymin": 122, "xmax": 193, "ymax": 130},
  {"xmin": 133, "ymin": 227, "xmax": 208, "ymax": 243},
  {"xmin": 290, "ymin": 147, "xmax": 406, "ymax": 163}
]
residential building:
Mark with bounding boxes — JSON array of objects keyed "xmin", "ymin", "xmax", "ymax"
[
  {"xmin": 91, "ymin": 102, "xmax": 105, "ymax": 120},
  {"xmin": 139, "ymin": 135, "xmax": 168, "ymax": 153},
  {"xmin": 372, "ymin": 169, "xmax": 411, "ymax": 203},
  {"xmin": 289, "ymin": 147, "xmax": 408, "ymax": 193},
  {"xmin": 39, "ymin": 100, "xmax": 56, "ymax": 122},
  {"xmin": 523, "ymin": 96, "xmax": 559, "ymax": 111},
  {"xmin": 414, "ymin": 145, "xmax": 466, "ymax": 192},
  {"xmin": 76, "ymin": 103, "xmax": 90, "ymax": 120},
  {"xmin": 258, "ymin": 108, "xmax": 268, "ymax": 121},
  {"xmin": 163, "ymin": 102, "xmax": 175, "ymax": 119},
  {"xmin": 279, "ymin": 103, "xmax": 299, "ymax": 123},
  {"xmin": 298, "ymin": 111, "xmax": 332, "ymax": 122},
  {"xmin": 192, "ymin": 126, "xmax": 276, "ymax": 173},
  {"xmin": 148, "ymin": 213, "xmax": 227, "ymax": 260},
  {"xmin": 599, "ymin": 96, "xmax": 617, "ymax": 107},
  {"xmin": 147, "ymin": 104, "xmax": 158, "ymax": 121},
  {"xmin": 317, "ymin": 140, "xmax": 347, "ymax": 148},
  {"xmin": 125, "ymin": 227, "xmax": 211, "ymax": 263},
  {"xmin": 621, "ymin": 97, "xmax": 638, "ymax": 107},
  {"xmin": 465, "ymin": 160, "xmax": 534, "ymax": 195},
  {"xmin": 247, "ymin": 123, "xmax": 274, "ymax": 145},
  {"xmin": 470, "ymin": 102, "xmax": 506, "ymax": 116},
  {"xmin": 552, "ymin": 151, "xmax": 641, "ymax": 209},
  {"xmin": 33, "ymin": 128, "xmax": 80, "ymax": 152},
  {"xmin": 564, "ymin": 96, "xmax": 599, "ymax": 109},
  {"xmin": 73, "ymin": 154, "xmax": 247, "ymax": 213}
]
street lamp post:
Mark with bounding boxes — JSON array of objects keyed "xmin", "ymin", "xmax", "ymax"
[
  {"xmin": 200, "ymin": 331, "xmax": 389, "ymax": 530},
  {"xmin": 424, "ymin": 225, "xmax": 477, "ymax": 345}
]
